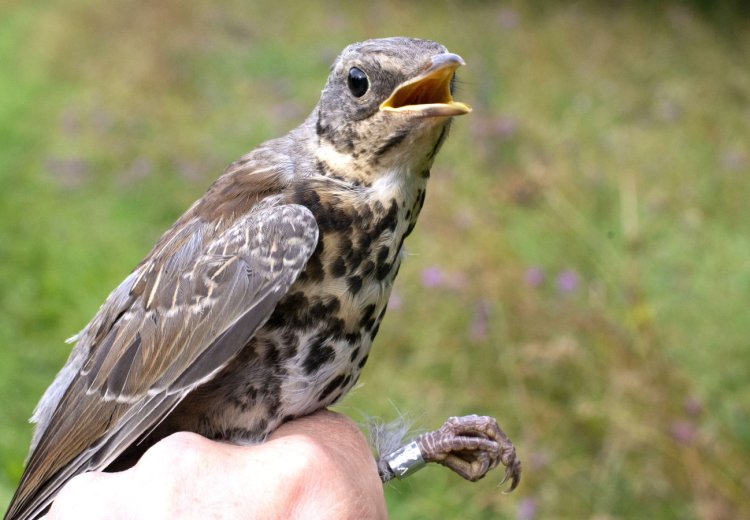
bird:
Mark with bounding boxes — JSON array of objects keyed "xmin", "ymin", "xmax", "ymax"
[{"xmin": 6, "ymin": 37, "xmax": 519, "ymax": 520}]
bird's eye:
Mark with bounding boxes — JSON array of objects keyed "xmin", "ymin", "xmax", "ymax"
[{"xmin": 347, "ymin": 67, "xmax": 369, "ymax": 98}]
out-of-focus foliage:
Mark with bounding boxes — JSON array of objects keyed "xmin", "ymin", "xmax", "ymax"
[{"xmin": 1, "ymin": 1, "xmax": 749, "ymax": 518}]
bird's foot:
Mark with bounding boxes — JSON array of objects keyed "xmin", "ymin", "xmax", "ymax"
[
  {"xmin": 378, "ymin": 414, "xmax": 520, "ymax": 490},
  {"xmin": 417, "ymin": 415, "xmax": 521, "ymax": 490}
]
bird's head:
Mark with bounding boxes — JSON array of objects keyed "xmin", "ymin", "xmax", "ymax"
[{"xmin": 313, "ymin": 37, "xmax": 470, "ymax": 176}]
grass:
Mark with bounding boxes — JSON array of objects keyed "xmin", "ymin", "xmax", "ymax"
[{"xmin": 1, "ymin": 1, "xmax": 749, "ymax": 518}]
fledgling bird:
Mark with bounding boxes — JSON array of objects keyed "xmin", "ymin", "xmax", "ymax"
[{"xmin": 6, "ymin": 37, "xmax": 520, "ymax": 520}]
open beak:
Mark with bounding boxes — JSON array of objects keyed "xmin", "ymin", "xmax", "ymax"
[{"xmin": 380, "ymin": 53, "xmax": 471, "ymax": 117}]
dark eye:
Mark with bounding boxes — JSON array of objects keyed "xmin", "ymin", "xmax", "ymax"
[{"xmin": 347, "ymin": 67, "xmax": 369, "ymax": 98}]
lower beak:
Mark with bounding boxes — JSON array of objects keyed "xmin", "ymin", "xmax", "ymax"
[{"xmin": 380, "ymin": 53, "xmax": 471, "ymax": 117}]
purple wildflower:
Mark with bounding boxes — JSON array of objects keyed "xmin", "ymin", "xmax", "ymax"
[
  {"xmin": 517, "ymin": 497, "xmax": 537, "ymax": 520},
  {"xmin": 524, "ymin": 267, "xmax": 544, "ymax": 288},
  {"xmin": 556, "ymin": 269, "xmax": 579, "ymax": 293},
  {"xmin": 669, "ymin": 420, "xmax": 697, "ymax": 446},
  {"xmin": 683, "ymin": 396, "xmax": 703, "ymax": 418},
  {"xmin": 420, "ymin": 267, "xmax": 444, "ymax": 288}
]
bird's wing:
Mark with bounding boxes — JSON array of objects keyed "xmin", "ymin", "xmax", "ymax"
[{"xmin": 6, "ymin": 202, "xmax": 318, "ymax": 520}]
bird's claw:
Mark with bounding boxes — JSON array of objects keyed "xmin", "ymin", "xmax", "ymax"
[{"xmin": 416, "ymin": 414, "xmax": 521, "ymax": 490}]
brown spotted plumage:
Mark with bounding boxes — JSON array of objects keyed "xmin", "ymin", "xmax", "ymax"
[{"xmin": 6, "ymin": 37, "xmax": 519, "ymax": 520}]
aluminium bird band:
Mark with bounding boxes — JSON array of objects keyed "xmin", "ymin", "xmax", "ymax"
[{"xmin": 384, "ymin": 440, "xmax": 426, "ymax": 479}]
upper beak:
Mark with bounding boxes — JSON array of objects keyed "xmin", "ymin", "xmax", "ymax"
[{"xmin": 380, "ymin": 53, "xmax": 471, "ymax": 117}]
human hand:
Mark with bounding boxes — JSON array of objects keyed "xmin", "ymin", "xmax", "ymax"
[{"xmin": 45, "ymin": 410, "xmax": 386, "ymax": 519}]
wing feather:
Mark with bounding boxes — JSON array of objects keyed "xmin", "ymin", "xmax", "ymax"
[{"xmin": 7, "ymin": 202, "xmax": 318, "ymax": 520}]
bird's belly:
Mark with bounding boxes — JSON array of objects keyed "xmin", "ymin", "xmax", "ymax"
[
  {"xmin": 170, "ymin": 272, "xmax": 395, "ymax": 444},
  {"xmin": 274, "ymin": 275, "xmax": 394, "ymax": 417}
]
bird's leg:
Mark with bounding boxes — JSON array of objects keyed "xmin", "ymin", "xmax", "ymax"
[{"xmin": 378, "ymin": 414, "xmax": 521, "ymax": 491}]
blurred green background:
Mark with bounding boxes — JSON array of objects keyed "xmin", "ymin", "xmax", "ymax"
[{"xmin": 2, "ymin": 0, "xmax": 749, "ymax": 518}]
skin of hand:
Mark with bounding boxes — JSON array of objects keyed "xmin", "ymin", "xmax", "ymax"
[{"xmin": 44, "ymin": 410, "xmax": 387, "ymax": 520}]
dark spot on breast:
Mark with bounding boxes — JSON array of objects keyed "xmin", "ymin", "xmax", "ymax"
[
  {"xmin": 357, "ymin": 354, "xmax": 369, "ymax": 369},
  {"xmin": 347, "ymin": 275, "xmax": 363, "ymax": 295},
  {"xmin": 404, "ymin": 221, "xmax": 417, "ymax": 238},
  {"xmin": 266, "ymin": 292, "xmax": 309, "ymax": 329},
  {"xmin": 358, "ymin": 204, "xmax": 373, "ymax": 222},
  {"xmin": 376, "ymin": 246, "xmax": 389, "ymax": 265},
  {"xmin": 345, "ymin": 331, "xmax": 361, "ymax": 344},
  {"xmin": 339, "ymin": 235, "xmax": 353, "ymax": 253},
  {"xmin": 297, "ymin": 187, "xmax": 352, "ymax": 234},
  {"xmin": 376, "ymin": 262, "xmax": 392, "ymax": 281},
  {"xmin": 371, "ymin": 321, "xmax": 382, "ymax": 338},
  {"xmin": 420, "ymin": 169, "xmax": 431, "ymax": 179},
  {"xmin": 264, "ymin": 384, "xmax": 281, "ymax": 418},
  {"xmin": 303, "ymin": 253, "xmax": 325, "ymax": 282},
  {"xmin": 395, "ymin": 233, "xmax": 408, "ymax": 253},
  {"xmin": 228, "ymin": 394, "xmax": 248, "ymax": 412},
  {"xmin": 361, "ymin": 260, "xmax": 375, "ymax": 278},
  {"xmin": 314, "ymin": 160, "xmax": 325, "ymax": 177},
  {"xmin": 318, "ymin": 374, "xmax": 346, "ymax": 401},
  {"xmin": 247, "ymin": 385, "xmax": 258, "ymax": 401},
  {"xmin": 310, "ymin": 297, "xmax": 340, "ymax": 320},
  {"xmin": 359, "ymin": 304, "xmax": 376, "ymax": 328},
  {"xmin": 371, "ymin": 308, "xmax": 388, "ymax": 338},
  {"xmin": 330, "ymin": 256, "xmax": 347, "ymax": 278},
  {"xmin": 416, "ymin": 189, "xmax": 426, "ymax": 212},
  {"xmin": 328, "ymin": 317, "xmax": 346, "ymax": 341},
  {"xmin": 295, "ymin": 185, "xmax": 321, "ymax": 209},
  {"xmin": 357, "ymin": 232, "xmax": 373, "ymax": 252},
  {"xmin": 280, "ymin": 329, "xmax": 299, "ymax": 358},
  {"xmin": 349, "ymin": 346, "xmax": 361, "ymax": 362},
  {"xmin": 373, "ymin": 200, "xmax": 399, "ymax": 237},
  {"xmin": 317, "ymin": 203, "xmax": 351, "ymax": 233},
  {"xmin": 262, "ymin": 340, "xmax": 281, "ymax": 366},
  {"xmin": 327, "ymin": 211, "xmax": 351, "ymax": 233},
  {"xmin": 404, "ymin": 188, "xmax": 424, "ymax": 237},
  {"xmin": 303, "ymin": 343, "xmax": 336, "ymax": 374},
  {"xmin": 345, "ymin": 247, "xmax": 364, "ymax": 269}
]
